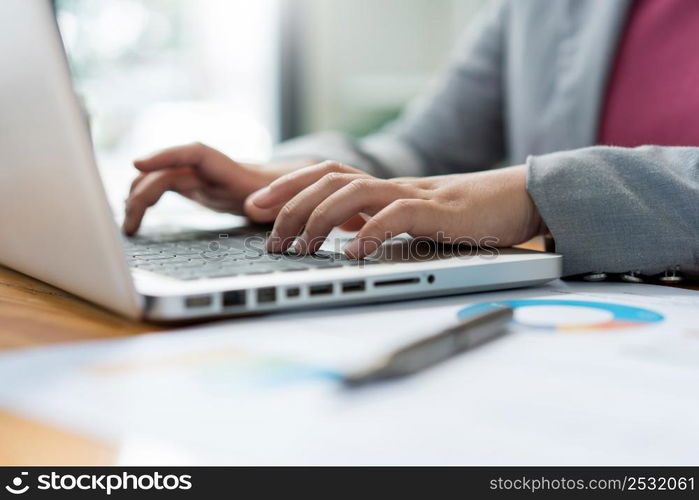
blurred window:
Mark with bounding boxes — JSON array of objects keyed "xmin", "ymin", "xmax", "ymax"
[{"xmin": 56, "ymin": 0, "xmax": 280, "ymax": 162}]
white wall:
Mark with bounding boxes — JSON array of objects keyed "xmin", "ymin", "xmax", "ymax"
[{"xmin": 294, "ymin": 0, "xmax": 489, "ymax": 135}]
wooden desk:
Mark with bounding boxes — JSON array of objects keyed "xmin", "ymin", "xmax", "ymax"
[
  {"xmin": 1, "ymin": 239, "xmax": 696, "ymax": 465},
  {"xmin": 0, "ymin": 265, "xmax": 161, "ymax": 464}
]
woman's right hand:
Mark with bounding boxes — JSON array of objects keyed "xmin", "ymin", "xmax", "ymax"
[{"xmin": 122, "ymin": 142, "xmax": 307, "ymax": 235}]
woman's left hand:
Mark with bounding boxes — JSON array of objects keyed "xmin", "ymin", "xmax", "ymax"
[{"xmin": 245, "ymin": 161, "xmax": 545, "ymax": 258}]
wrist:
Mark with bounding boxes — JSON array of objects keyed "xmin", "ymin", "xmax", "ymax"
[{"xmin": 511, "ymin": 164, "xmax": 546, "ymax": 242}]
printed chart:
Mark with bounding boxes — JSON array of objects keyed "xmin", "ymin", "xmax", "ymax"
[{"xmin": 457, "ymin": 299, "xmax": 664, "ymax": 331}]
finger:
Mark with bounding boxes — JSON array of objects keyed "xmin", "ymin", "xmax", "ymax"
[
  {"xmin": 133, "ymin": 142, "xmax": 236, "ymax": 185},
  {"xmin": 267, "ymin": 172, "xmax": 365, "ymax": 252},
  {"xmin": 339, "ymin": 214, "xmax": 367, "ymax": 231},
  {"xmin": 242, "ymin": 188, "xmax": 283, "ymax": 224},
  {"xmin": 123, "ymin": 167, "xmax": 205, "ymax": 235},
  {"xmin": 298, "ymin": 179, "xmax": 417, "ymax": 254},
  {"xmin": 129, "ymin": 172, "xmax": 147, "ymax": 195},
  {"xmin": 249, "ymin": 161, "xmax": 362, "ymax": 209},
  {"xmin": 344, "ymin": 199, "xmax": 437, "ymax": 258}
]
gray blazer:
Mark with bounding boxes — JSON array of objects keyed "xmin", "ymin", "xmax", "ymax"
[{"xmin": 275, "ymin": 0, "xmax": 699, "ymax": 278}]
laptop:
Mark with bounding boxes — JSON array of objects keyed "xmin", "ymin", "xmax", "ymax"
[{"xmin": 0, "ymin": 0, "xmax": 561, "ymax": 322}]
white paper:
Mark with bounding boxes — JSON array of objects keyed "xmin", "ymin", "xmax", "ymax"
[{"xmin": 1, "ymin": 280, "xmax": 698, "ymax": 465}]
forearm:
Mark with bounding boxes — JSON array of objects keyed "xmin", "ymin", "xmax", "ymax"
[{"xmin": 527, "ymin": 145, "xmax": 699, "ymax": 278}]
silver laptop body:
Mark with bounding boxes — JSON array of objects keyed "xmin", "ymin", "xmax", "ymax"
[{"xmin": 0, "ymin": 0, "xmax": 561, "ymax": 322}]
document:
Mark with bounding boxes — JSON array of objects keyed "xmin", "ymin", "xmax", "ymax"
[{"xmin": 1, "ymin": 280, "xmax": 698, "ymax": 465}]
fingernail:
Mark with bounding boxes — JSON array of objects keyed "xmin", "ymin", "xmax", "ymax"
[
  {"xmin": 344, "ymin": 238, "xmax": 360, "ymax": 258},
  {"xmin": 249, "ymin": 186, "xmax": 274, "ymax": 207}
]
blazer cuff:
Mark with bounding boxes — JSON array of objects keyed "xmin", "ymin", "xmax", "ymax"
[{"xmin": 526, "ymin": 149, "xmax": 697, "ymax": 278}]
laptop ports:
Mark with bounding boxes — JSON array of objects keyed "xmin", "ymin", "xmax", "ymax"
[
  {"xmin": 257, "ymin": 287, "xmax": 277, "ymax": 304},
  {"xmin": 222, "ymin": 290, "xmax": 246, "ymax": 307},
  {"xmin": 374, "ymin": 277, "xmax": 420, "ymax": 288},
  {"xmin": 185, "ymin": 295, "xmax": 212, "ymax": 309},
  {"xmin": 342, "ymin": 281, "xmax": 365, "ymax": 293},
  {"xmin": 309, "ymin": 284, "xmax": 333, "ymax": 296}
]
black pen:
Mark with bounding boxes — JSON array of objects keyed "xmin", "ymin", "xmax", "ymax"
[{"xmin": 343, "ymin": 306, "xmax": 513, "ymax": 387}]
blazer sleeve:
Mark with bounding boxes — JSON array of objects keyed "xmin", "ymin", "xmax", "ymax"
[
  {"xmin": 527, "ymin": 145, "xmax": 699, "ymax": 278},
  {"xmin": 273, "ymin": 0, "xmax": 508, "ymax": 178}
]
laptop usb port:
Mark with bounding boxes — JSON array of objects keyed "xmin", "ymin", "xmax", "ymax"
[
  {"xmin": 257, "ymin": 287, "xmax": 277, "ymax": 304},
  {"xmin": 185, "ymin": 295, "xmax": 212, "ymax": 309},
  {"xmin": 309, "ymin": 284, "xmax": 333, "ymax": 296},
  {"xmin": 342, "ymin": 281, "xmax": 365, "ymax": 293}
]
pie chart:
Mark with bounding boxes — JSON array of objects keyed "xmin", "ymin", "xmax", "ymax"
[{"xmin": 457, "ymin": 299, "xmax": 664, "ymax": 331}]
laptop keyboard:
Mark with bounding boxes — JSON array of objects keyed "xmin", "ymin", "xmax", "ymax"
[{"xmin": 122, "ymin": 231, "xmax": 379, "ymax": 281}]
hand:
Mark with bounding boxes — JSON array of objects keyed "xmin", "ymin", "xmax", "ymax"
[
  {"xmin": 122, "ymin": 142, "xmax": 309, "ymax": 235},
  {"xmin": 247, "ymin": 161, "xmax": 545, "ymax": 258}
]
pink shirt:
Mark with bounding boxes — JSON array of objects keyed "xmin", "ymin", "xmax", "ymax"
[{"xmin": 598, "ymin": 0, "xmax": 699, "ymax": 147}]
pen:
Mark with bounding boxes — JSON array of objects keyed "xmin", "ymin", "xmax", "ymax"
[{"xmin": 343, "ymin": 305, "xmax": 513, "ymax": 387}]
